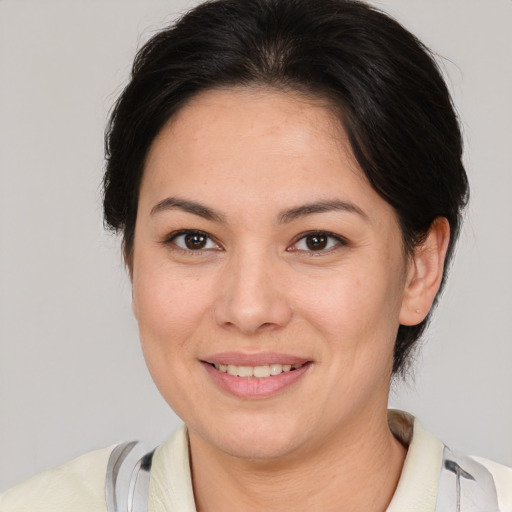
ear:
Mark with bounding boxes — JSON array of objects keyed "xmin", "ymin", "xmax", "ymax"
[{"xmin": 399, "ymin": 217, "xmax": 450, "ymax": 326}]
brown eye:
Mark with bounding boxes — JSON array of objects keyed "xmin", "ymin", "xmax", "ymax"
[
  {"xmin": 184, "ymin": 233, "xmax": 208, "ymax": 250},
  {"xmin": 167, "ymin": 230, "xmax": 220, "ymax": 251},
  {"xmin": 305, "ymin": 234, "xmax": 328, "ymax": 250},
  {"xmin": 290, "ymin": 231, "xmax": 345, "ymax": 253}
]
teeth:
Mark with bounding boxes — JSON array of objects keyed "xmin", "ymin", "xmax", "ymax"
[
  {"xmin": 237, "ymin": 366, "xmax": 253, "ymax": 378},
  {"xmin": 213, "ymin": 362, "xmax": 303, "ymax": 377},
  {"xmin": 269, "ymin": 364, "xmax": 282, "ymax": 376},
  {"xmin": 254, "ymin": 365, "xmax": 271, "ymax": 378}
]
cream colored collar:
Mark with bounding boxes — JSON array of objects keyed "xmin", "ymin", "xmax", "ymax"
[{"xmin": 387, "ymin": 410, "xmax": 443, "ymax": 512}]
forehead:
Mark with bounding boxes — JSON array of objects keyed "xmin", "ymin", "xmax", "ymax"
[
  {"xmin": 169, "ymin": 86, "xmax": 343, "ymax": 137},
  {"xmin": 145, "ymin": 88, "xmax": 353, "ymax": 178},
  {"xmin": 140, "ymin": 87, "xmax": 395, "ymax": 226}
]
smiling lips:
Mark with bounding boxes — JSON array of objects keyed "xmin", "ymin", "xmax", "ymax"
[{"xmin": 203, "ymin": 355, "xmax": 311, "ymax": 398}]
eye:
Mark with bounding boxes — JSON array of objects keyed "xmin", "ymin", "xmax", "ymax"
[
  {"xmin": 166, "ymin": 230, "xmax": 221, "ymax": 251},
  {"xmin": 289, "ymin": 231, "xmax": 346, "ymax": 253}
]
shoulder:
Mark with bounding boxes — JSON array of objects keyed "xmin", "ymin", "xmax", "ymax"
[
  {"xmin": 0, "ymin": 445, "xmax": 115, "ymax": 512},
  {"xmin": 388, "ymin": 410, "xmax": 512, "ymax": 512},
  {"xmin": 471, "ymin": 456, "xmax": 512, "ymax": 511}
]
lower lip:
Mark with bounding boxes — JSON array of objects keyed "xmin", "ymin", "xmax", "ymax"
[{"xmin": 203, "ymin": 362, "xmax": 311, "ymax": 399}]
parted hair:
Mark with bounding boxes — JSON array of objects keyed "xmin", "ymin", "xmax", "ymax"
[{"xmin": 104, "ymin": 0, "xmax": 469, "ymax": 375}]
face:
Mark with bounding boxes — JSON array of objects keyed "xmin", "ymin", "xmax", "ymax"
[{"xmin": 132, "ymin": 88, "xmax": 411, "ymax": 460}]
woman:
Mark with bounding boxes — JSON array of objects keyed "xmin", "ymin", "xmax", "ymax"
[{"xmin": 1, "ymin": 0, "xmax": 510, "ymax": 510}]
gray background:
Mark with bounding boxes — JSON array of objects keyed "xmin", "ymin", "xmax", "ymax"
[{"xmin": 0, "ymin": 0, "xmax": 510, "ymax": 492}]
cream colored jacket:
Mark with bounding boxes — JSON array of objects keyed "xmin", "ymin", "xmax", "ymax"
[{"xmin": 1, "ymin": 412, "xmax": 511, "ymax": 512}]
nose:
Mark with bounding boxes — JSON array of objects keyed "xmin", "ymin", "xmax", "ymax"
[{"xmin": 213, "ymin": 250, "xmax": 293, "ymax": 335}]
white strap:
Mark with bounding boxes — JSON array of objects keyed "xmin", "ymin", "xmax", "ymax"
[
  {"xmin": 106, "ymin": 441, "xmax": 154, "ymax": 512},
  {"xmin": 435, "ymin": 445, "xmax": 500, "ymax": 512}
]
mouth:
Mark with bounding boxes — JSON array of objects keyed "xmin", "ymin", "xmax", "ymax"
[
  {"xmin": 209, "ymin": 362, "xmax": 304, "ymax": 378},
  {"xmin": 201, "ymin": 354, "xmax": 312, "ymax": 398}
]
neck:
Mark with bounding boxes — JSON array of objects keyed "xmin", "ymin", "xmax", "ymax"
[{"xmin": 189, "ymin": 409, "xmax": 407, "ymax": 512}]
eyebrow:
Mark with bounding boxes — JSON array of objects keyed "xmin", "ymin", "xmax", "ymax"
[
  {"xmin": 278, "ymin": 200, "xmax": 367, "ymax": 224},
  {"xmin": 150, "ymin": 197, "xmax": 227, "ymax": 223},
  {"xmin": 150, "ymin": 196, "xmax": 366, "ymax": 224}
]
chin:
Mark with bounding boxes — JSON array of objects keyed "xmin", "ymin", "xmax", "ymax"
[
  {"xmin": 194, "ymin": 412, "xmax": 310, "ymax": 461},
  {"xmin": 220, "ymin": 432, "xmax": 302, "ymax": 461}
]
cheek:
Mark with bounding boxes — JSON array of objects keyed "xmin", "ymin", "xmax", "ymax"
[
  {"xmin": 132, "ymin": 261, "xmax": 214, "ymax": 354},
  {"xmin": 295, "ymin": 273, "xmax": 393, "ymax": 326},
  {"xmin": 291, "ymin": 263, "xmax": 403, "ymax": 353},
  {"xmin": 131, "ymin": 264, "xmax": 214, "ymax": 411}
]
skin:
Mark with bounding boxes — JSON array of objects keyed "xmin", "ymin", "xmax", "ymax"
[{"xmin": 131, "ymin": 87, "xmax": 449, "ymax": 512}]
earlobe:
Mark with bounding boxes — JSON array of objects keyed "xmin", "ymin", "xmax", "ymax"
[{"xmin": 399, "ymin": 217, "xmax": 450, "ymax": 326}]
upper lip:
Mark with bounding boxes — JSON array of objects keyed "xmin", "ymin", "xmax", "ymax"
[{"xmin": 202, "ymin": 351, "xmax": 311, "ymax": 367}]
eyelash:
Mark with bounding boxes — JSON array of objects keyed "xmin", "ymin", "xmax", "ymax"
[
  {"xmin": 288, "ymin": 231, "xmax": 347, "ymax": 255},
  {"xmin": 163, "ymin": 230, "xmax": 222, "ymax": 254},
  {"xmin": 162, "ymin": 229, "xmax": 347, "ymax": 255}
]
